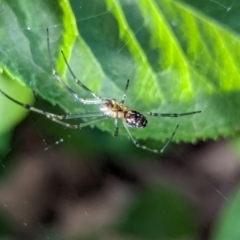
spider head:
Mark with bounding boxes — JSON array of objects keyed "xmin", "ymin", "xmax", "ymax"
[{"xmin": 125, "ymin": 111, "xmax": 147, "ymax": 128}]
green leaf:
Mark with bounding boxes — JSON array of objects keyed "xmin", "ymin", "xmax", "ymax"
[
  {"xmin": 179, "ymin": 0, "xmax": 240, "ymax": 32},
  {"xmin": 0, "ymin": 0, "xmax": 240, "ymax": 143},
  {"xmin": 0, "ymin": 210, "xmax": 15, "ymax": 237},
  {"xmin": 115, "ymin": 185, "xmax": 197, "ymax": 239},
  {"xmin": 211, "ymin": 185, "xmax": 240, "ymax": 240},
  {"xmin": 0, "ymin": 72, "xmax": 33, "ymax": 134},
  {"xmin": 0, "ymin": 0, "xmax": 77, "ymax": 133}
]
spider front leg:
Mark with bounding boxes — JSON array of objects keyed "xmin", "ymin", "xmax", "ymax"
[
  {"xmin": 48, "ymin": 116, "xmax": 109, "ymax": 129},
  {"xmin": 46, "ymin": 28, "xmax": 102, "ymax": 105},
  {"xmin": 0, "ymin": 88, "xmax": 108, "ymax": 128},
  {"xmin": 123, "ymin": 122, "xmax": 179, "ymax": 153}
]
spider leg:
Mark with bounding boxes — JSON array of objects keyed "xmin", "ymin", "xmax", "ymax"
[
  {"xmin": 123, "ymin": 122, "xmax": 179, "ymax": 154},
  {"xmin": 63, "ymin": 112, "xmax": 104, "ymax": 120},
  {"xmin": 121, "ymin": 79, "xmax": 130, "ymax": 104},
  {"xmin": 114, "ymin": 117, "xmax": 119, "ymax": 137},
  {"xmin": 60, "ymin": 50, "xmax": 101, "ymax": 101},
  {"xmin": 47, "ymin": 116, "xmax": 109, "ymax": 129},
  {"xmin": 159, "ymin": 125, "xmax": 179, "ymax": 153},
  {"xmin": 46, "ymin": 28, "xmax": 101, "ymax": 105},
  {"xmin": 145, "ymin": 110, "xmax": 201, "ymax": 117},
  {"xmin": 0, "ymin": 88, "xmax": 104, "ymax": 121},
  {"xmin": 80, "ymin": 116, "xmax": 109, "ymax": 128}
]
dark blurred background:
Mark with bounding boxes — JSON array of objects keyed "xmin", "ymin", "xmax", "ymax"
[{"xmin": 0, "ymin": 98, "xmax": 239, "ymax": 240}]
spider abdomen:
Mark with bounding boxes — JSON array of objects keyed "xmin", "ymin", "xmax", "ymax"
[{"xmin": 125, "ymin": 110, "xmax": 147, "ymax": 128}]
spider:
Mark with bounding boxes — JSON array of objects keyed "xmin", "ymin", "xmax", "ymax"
[{"xmin": 0, "ymin": 29, "xmax": 201, "ymax": 154}]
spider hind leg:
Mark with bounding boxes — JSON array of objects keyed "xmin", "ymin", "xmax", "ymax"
[{"xmin": 123, "ymin": 122, "xmax": 179, "ymax": 153}]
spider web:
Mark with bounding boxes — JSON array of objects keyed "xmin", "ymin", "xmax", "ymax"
[{"xmin": 0, "ymin": 0, "xmax": 239, "ymax": 239}]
